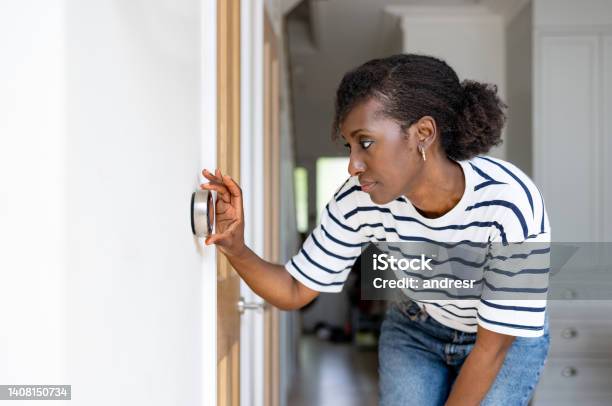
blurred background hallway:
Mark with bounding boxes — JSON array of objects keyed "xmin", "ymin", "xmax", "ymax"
[{"xmin": 288, "ymin": 335, "xmax": 379, "ymax": 406}]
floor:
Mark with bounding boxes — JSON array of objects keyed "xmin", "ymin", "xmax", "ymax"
[{"xmin": 287, "ymin": 335, "xmax": 379, "ymax": 406}]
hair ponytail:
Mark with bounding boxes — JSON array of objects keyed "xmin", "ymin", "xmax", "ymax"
[{"xmin": 449, "ymin": 80, "xmax": 506, "ymax": 160}]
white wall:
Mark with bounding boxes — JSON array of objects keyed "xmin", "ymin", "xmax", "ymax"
[
  {"xmin": 388, "ymin": 5, "xmax": 506, "ymax": 159},
  {"xmin": 0, "ymin": 0, "xmax": 68, "ymax": 389},
  {"xmin": 65, "ymin": 1, "xmax": 205, "ymax": 404},
  {"xmin": 1, "ymin": 1, "xmax": 215, "ymax": 405},
  {"xmin": 534, "ymin": 0, "xmax": 612, "ymax": 27}
]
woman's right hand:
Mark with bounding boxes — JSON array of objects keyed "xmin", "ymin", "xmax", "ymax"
[
  {"xmin": 200, "ymin": 168, "xmax": 319, "ymax": 311},
  {"xmin": 200, "ymin": 168, "xmax": 247, "ymax": 259}
]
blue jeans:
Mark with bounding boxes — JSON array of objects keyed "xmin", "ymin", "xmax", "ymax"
[{"xmin": 378, "ymin": 301, "xmax": 549, "ymax": 406}]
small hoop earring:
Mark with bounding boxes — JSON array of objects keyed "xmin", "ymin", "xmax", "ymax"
[{"xmin": 419, "ymin": 145, "xmax": 427, "ymax": 162}]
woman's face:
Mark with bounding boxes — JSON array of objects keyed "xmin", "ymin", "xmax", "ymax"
[{"xmin": 340, "ymin": 98, "xmax": 427, "ymax": 204}]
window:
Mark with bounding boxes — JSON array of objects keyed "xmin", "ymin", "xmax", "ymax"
[
  {"xmin": 293, "ymin": 167, "xmax": 308, "ymax": 233},
  {"xmin": 316, "ymin": 157, "xmax": 350, "ymax": 223}
]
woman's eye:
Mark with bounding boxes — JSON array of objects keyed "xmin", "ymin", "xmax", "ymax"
[{"xmin": 343, "ymin": 140, "xmax": 372, "ymax": 150}]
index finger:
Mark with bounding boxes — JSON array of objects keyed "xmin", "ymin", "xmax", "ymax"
[
  {"xmin": 202, "ymin": 168, "xmax": 221, "ymax": 182},
  {"xmin": 200, "ymin": 182, "xmax": 231, "ymax": 203}
]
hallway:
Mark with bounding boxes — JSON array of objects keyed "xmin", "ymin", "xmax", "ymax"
[{"xmin": 287, "ymin": 335, "xmax": 379, "ymax": 406}]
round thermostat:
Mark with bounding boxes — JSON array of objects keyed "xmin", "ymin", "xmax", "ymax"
[{"xmin": 191, "ymin": 189, "xmax": 214, "ymax": 237}]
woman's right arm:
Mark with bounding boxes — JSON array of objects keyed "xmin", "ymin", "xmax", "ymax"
[
  {"xmin": 200, "ymin": 168, "xmax": 319, "ymax": 311},
  {"xmin": 224, "ymin": 247, "xmax": 320, "ymax": 310}
]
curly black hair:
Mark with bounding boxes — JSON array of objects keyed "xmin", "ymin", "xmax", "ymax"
[{"xmin": 332, "ymin": 54, "xmax": 506, "ymax": 161}]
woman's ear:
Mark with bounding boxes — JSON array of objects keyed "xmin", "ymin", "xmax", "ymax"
[{"xmin": 415, "ymin": 116, "xmax": 437, "ymax": 148}]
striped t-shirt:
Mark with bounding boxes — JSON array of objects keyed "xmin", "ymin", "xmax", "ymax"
[{"xmin": 285, "ymin": 156, "xmax": 551, "ymax": 337}]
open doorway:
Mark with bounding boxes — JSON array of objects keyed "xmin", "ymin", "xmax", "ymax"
[{"xmin": 282, "ymin": 1, "xmax": 534, "ymax": 405}]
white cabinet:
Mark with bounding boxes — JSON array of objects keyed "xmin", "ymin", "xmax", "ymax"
[
  {"xmin": 534, "ymin": 34, "xmax": 603, "ymax": 243},
  {"xmin": 531, "ymin": 19, "xmax": 612, "ymax": 405}
]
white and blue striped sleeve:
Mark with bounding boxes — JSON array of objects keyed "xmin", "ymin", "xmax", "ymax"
[
  {"xmin": 476, "ymin": 192, "xmax": 551, "ymax": 337},
  {"xmin": 285, "ymin": 179, "xmax": 367, "ymax": 293}
]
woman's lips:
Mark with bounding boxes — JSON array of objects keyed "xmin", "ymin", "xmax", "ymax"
[{"xmin": 360, "ymin": 182, "xmax": 377, "ymax": 193}]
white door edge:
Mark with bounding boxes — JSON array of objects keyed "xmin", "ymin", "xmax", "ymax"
[
  {"xmin": 201, "ymin": 1, "xmax": 218, "ymax": 405},
  {"xmin": 240, "ymin": 0, "xmax": 266, "ymax": 406}
]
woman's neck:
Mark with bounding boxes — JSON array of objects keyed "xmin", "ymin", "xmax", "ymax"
[{"xmin": 404, "ymin": 157, "xmax": 465, "ymax": 219}]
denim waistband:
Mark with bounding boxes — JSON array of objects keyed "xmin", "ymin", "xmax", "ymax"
[{"xmin": 390, "ymin": 300, "xmax": 478, "ymax": 345}]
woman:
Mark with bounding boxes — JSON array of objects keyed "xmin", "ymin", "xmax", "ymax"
[{"xmin": 201, "ymin": 54, "xmax": 550, "ymax": 406}]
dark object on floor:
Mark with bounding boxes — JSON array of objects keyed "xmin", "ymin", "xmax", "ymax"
[
  {"xmin": 346, "ymin": 248, "xmax": 386, "ymax": 348},
  {"xmin": 313, "ymin": 322, "xmax": 352, "ymax": 343}
]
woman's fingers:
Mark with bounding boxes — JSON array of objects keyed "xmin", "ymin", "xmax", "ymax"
[
  {"xmin": 222, "ymin": 175, "xmax": 242, "ymax": 198},
  {"xmin": 200, "ymin": 168, "xmax": 243, "ymax": 212},
  {"xmin": 202, "ymin": 168, "xmax": 216, "ymax": 179},
  {"xmin": 202, "ymin": 168, "xmax": 223, "ymax": 184},
  {"xmin": 204, "ymin": 224, "xmax": 235, "ymax": 246},
  {"xmin": 202, "ymin": 168, "xmax": 236, "ymax": 191},
  {"xmin": 200, "ymin": 182, "xmax": 226, "ymax": 192},
  {"xmin": 221, "ymin": 175, "xmax": 243, "ymax": 219},
  {"xmin": 200, "ymin": 182, "xmax": 231, "ymax": 203},
  {"xmin": 205, "ymin": 234, "xmax": 221, "ymax": 245}
]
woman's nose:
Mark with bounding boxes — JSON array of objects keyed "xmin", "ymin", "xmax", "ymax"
[{"xmin": 348, "ymin": 156, "xmax": 366, "ymax": 177}]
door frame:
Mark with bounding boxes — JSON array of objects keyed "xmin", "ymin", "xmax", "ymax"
[
  {"xmin": 216, "ymin": 0, "xmax": 242, "ymax": 404},
  {"xmin": 204, "ymin": 1, "xmax": 282, "ymax": 405}
]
